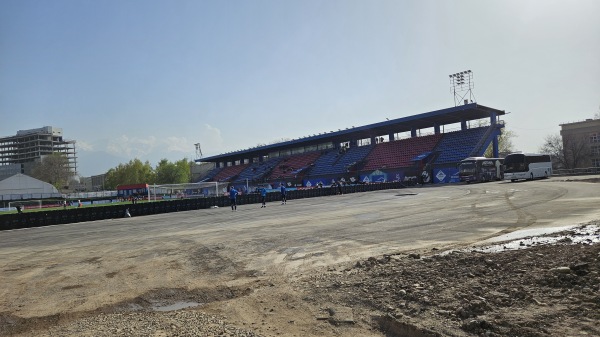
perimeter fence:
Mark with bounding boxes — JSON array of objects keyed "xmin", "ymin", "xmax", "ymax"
[
  {"xmin": 0, "ymin": 182, "xmax": 404, "ymax": 230},
  {"xmin": 553, "ymin": 167, "xmax": 600, "ymax": 176}
]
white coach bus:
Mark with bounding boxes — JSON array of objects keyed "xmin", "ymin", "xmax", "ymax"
[{"xmin": 503, "ymin": 153, "xmax": 552, "ymax": 182}]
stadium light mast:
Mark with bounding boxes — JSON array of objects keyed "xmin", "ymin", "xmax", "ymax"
[
  {"xmin": 449, "ymin": 70, "xmax": 476, "ymax": 107},
  {"xmin": 194, "ymin": 143, "xmax": 203, "ymax": 160}
]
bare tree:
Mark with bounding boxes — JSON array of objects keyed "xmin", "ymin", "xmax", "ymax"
[
  {"xmin": 563, "ymin": 134, "xmax": 591, "ymax": 168},
  {"xmin": 30, "ymin": 153, "xmax": 75, "ymax": 190},
  {"xmin": 540, "ymin": 134, "xmax": 567, "ymax": 169},
  {"xmin": 595, "ymin": 104, "xmax": 600, "ymax": 119}
]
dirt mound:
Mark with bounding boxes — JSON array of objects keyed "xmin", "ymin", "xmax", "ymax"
[{"xmin": 300, "ymin": 226, "xmax": 600, "ymax": 336}]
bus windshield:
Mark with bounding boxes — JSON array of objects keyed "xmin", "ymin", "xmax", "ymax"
[
  {"xmin": 458, "ymin": 157, "xmax": 504, "ymax": 183},
  {"xmin": 459, "ymin": 161, "xmax": 476, "ymax": 174},
  {"xmin": 504, "ymin": 154, "xmax": 526, "ymax": 173}
]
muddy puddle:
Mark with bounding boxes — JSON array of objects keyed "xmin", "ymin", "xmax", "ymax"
[
  {"xmin": 107, "ymin": 284, "xmax": 258, "ymax": 314},
  {"xmin": 444, "ymin": 224, "xmax": 599, "ymax": 255}
]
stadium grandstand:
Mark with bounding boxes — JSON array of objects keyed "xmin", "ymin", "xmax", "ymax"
[{"xmin": 196, "ymin": 103, "xmax": 505, "ymax": 191}]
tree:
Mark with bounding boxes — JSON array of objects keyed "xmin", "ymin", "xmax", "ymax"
[
  {"xmin": 540, "ymin": 133, "xmax": 591, "ymax": 169},
  {"xmin": 105, "ymin": 159, "xmax": 155, "ymax": 190},
  {"xmin": 174, "ymin": 158, "xmax": 192, "ymax": 183},
  {"xmin": 155, "ymin": 158, "xmax": 192, "ymax": 184},
  {"xmin": 30, "ymin": 153, "xmax": 75, "ymax": 190},
  {"xmin": 595, "ymin": 104, "xmax": 600, "ymax": 119},
  {"xmin": 540, "ymin": 134, "xmax": 567, "ymax": 169},
  {"xmin": 563, "ymin": 134, "xmax": 591, "ymax": 169},
  {"xmin": 484, "ymin": 129, "xmax": 516, "ymax": 158}
]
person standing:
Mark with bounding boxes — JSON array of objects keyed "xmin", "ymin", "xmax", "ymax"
[
  {"xmin": 280, "ymin": 183, "xmax": 287, "ymax": 205},
  {"xmin": 259, "ymin": 186, "xmax": 267, "ymax": 208},
  {"xmin": 229, "ymin": 186, "xmax": 238, "ymax": 211}
]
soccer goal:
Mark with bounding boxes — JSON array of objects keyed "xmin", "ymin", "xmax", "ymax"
[
  {"xmin": 8, "ymin": 200, "xmax": 42, "ymax": 212},
  {"xmin": 150, "ymin": 181, "xmax": 227, "ymax": 200}
]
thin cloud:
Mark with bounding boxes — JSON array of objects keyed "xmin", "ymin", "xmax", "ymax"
[
  {"xmin": 200, "ymin": 124, "xmax": 225, "ymax": 154},
  {"xmin": 107, "ymin": 135, "xmax": 158, "ymax": 158},
  {"xmin": 77, "ymin": 140, "xmax": 94, "ymax": 151},
  {"xmin": 164, "ymin": 136, "xmax": 190, "ymax": 153}
]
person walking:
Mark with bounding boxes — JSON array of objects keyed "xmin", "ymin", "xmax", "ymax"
[
  {"xmin": 259, "ymin": 186, "xmax": 267, "ymax": 208},
  {"xmin": 229, "ymin": 186, "xmax": 238, "ymax": 211},
  {"xmin": 280, "ymin": 183, "xmax": 287, "ymax": 205}
]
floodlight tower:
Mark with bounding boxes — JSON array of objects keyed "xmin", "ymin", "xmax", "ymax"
[
  {"xmin": 449, "ymin": 70, "xmax": 476, "ymax": 106},
  {"xmin": 194, "ymin": 143, "xmax": 203, "ymax": 160}
]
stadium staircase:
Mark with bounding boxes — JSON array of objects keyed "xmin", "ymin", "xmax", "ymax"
[
  {"xmin": 469, "ymin": 123, "xmax": 505, "ymax": 157},
  {"xmin": 234, "ymin": 157, "xmax": 282, "ymax": 183},
  {"xmin": 433, "ymin": 126, "xmax": 489, "ymax": 164},
  {"xmin": 308, "ymin": 145, "xmax": 374, "ymax": 177}
]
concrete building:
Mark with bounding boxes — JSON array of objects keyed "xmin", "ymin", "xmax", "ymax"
[
  {"xmin": 560, "ymin": 118, "xmax": 600, "ymax": 168},
  {"xmin": 79, "ymin": 174, "xmax": 107, "ymax": 191},
  {"xmin": 0, "ymin": 126, "xmax": 77, "ymax": 176}
]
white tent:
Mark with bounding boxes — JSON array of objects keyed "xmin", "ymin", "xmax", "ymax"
[{"xmin": 0, "ymin": 173, "xmax": 61, "ymax": 201}]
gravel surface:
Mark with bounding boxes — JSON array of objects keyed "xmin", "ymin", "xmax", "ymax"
[
  {"xmin": 299, "ymin": 223, "xmax": 600, "ymax": 336},
  {"xmin": 4, "ymin": 224, "xmax": 598, "ymax": 337},
  {"xmin": 39, "ymin": 311, "xmax": 262, "ymax": 337}
]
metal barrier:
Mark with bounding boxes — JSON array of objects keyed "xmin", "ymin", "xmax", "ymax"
[{"xmin": 554, "ymin": 167, "xmax": 600, "ymax": 176}]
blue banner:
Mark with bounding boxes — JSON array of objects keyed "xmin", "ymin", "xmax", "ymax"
[
  {"xmin": 433, "ymin": 168, "xmax": 460, "ymax": 184},
  {"xmin": 359, "ymin": 170, "xmax": 405, "ymax": 184}
]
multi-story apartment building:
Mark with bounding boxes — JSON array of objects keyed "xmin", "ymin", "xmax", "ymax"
[
  {"xmin": 0, "ymin": 126, "xmax": 77, "ymax": 180},
  {"xmin": 559, "ymin": 118, "xmax": 600, "ymax": 168}
]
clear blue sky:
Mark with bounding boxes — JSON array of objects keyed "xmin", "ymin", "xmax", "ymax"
[{"xmin": 1, "ymin": 0, "xmax": 599, "ymax": 176}]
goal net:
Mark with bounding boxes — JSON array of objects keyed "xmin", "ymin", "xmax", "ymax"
[
  {"xmin": 150, "ymin": 182, "xmax": 227, "ymax": 200},
  {"xmin": 8, "ymin": 200, "xmax": 42, "ymax": 212}
]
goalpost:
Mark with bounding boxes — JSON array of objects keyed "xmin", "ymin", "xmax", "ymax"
[
  {"xmin": 150, "ymin": 181, "xmax": 227, "ymax": 201},
  {"xmin": 8, "ymin": 200, "xmax": 42, "ymax": 211}
]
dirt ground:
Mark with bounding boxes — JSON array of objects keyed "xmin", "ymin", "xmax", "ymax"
[
  {"xmin": 2, "ymin": 176, "xmax": 600, "ymax": 337},
  {"xmin": 1, "ymin": 222, "xmax": 598, "ymax": 337},
  {"xmin": 300, "ymin": 223, "xmax": 600, "ymax": 337}
]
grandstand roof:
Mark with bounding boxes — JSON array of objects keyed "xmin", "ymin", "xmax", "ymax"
[{"xmin": 199, "ymin": 103, "xmax": 505, "ymax": 163}]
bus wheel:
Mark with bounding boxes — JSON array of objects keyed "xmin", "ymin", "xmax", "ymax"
[
  {"xmin": 530, "ymin": 173, "xmax": 534, "ymax": 180},
  {"xmin": 544, "ymin": 171, "xmax": 548, "ymax": 178},
  {"xmin": 511, "ymin": 179, "xmax": 516, "ymax": 182}
]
